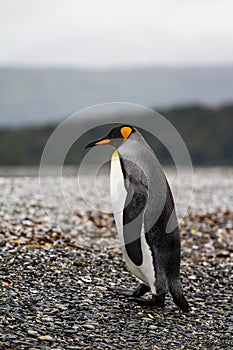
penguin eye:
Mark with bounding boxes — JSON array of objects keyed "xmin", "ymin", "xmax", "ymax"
[{"xmin": 109, "ymin": 130, "xmax": 119, "ymax": 139}]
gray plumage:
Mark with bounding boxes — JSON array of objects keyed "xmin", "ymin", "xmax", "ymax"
[{"xmin": 86, "ymin": 125, "xmax": 190, "ymax": 311}]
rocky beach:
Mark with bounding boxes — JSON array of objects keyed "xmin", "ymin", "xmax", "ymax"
[{"xmin": 0, "ymin": 167, "xmax": 232, "ymax": 349}]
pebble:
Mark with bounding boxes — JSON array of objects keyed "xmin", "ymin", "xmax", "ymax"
[
  {"xmin": 148, "ymin": 325, "xmax": 157, "ymax": 330},
  {"xmin": 39, "ymin": 335, "xmax": 54, "ymax": 341},
  {"xmin": 82, "ymin": 324, "xmax": 96, "ymax": 330},
  {"xmin": 27, "ymin": 330, "xmax": 39, "ymax": 336}
]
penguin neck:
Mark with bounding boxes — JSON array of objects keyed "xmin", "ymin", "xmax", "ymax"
[
  {"xmin": 121, "ymin": 131, "xmax": 153, "ymax": 154},
  {"xmin": 112, "ymin": 149, "xmax": 119, "ymax": 158},
  {"xmin": 112, "ymin": 132, "xmax": 146, "ymax": 158},
  {"xmin": 116, "ymin": 133, "xmax": 137, "ymax": 151}
]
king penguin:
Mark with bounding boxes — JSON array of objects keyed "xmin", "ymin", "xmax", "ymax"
[{"xmin": 85, "ymin": 125, "xmax": 190, "ymax": 312}]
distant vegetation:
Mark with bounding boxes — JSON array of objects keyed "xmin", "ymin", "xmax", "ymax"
[{"xmin": 0, "ymin": 105, "xmax": 232, "ymax": 166}]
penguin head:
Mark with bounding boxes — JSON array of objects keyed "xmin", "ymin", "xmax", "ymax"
[{"xmin": 85, "ymin": 125, "xmax": 136, "ymax": 149}]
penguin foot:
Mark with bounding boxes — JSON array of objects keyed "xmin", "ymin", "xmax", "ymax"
[
  {"xmin": 108, "ymin": 287, "xmax": 135, "ymax": 297},
  {"xmin": 108, "ymin": 284, "xmax": 150, "ymax": 298},
  {"xmin": 128, "ymin": 294, "xmax": 165, "ymax": 308}
]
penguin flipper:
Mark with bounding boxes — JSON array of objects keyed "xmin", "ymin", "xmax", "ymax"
[{"xmin": 123, "ymin": 174, "xmax": 148, "ymax": 266}]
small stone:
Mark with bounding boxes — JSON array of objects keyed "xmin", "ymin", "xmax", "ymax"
[
  {"xmin": 42, "ymin": 317, "xmax": 53, "ymax": 322},
  {"xmin": 39, "ymin": 335, "xmax": 54, "ymax": 341},
  {"xmin": 82, "ymin": 324, "xmax": 95, "ymax": 330},
  {"xmin": 188, "ymin": 275, "xmax": 197, "ymax": 280},
  {"xmin": 6, "ymin": 334, "xmax": 18, "ymax": 339},
  {"xmin": 55, "ymin": 304, "xmax": 67, "ymax": 310},
  {"xmin": 216, "ymin": 250, "xmax": 230, "ymax": 258},
  {"xmin": 148, "ymin": 325, "xmax": 157, "ymax": 330},
  {"xmin": 28, "ymin": 330, "xmax": 39, "ymax": 336},
  {"xmin": 80, "ymin": 276, "xmax": 92, "ymax": 283}
]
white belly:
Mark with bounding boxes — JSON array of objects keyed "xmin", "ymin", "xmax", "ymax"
[{"xmin": 110, "ymin": 150, "xmax": 156, "ymax": 294}]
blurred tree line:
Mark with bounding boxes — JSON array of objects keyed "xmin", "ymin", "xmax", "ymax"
[{"xmin": 0, "ymin": 105, "xmax": 232, "ymax": 166}]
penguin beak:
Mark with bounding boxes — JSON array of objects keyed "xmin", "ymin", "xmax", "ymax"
[{"xmin": 85, "ymin": 138, "xmax": 110, "ymax": 149}]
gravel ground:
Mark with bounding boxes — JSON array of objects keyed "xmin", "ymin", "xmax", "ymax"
[{"xmin": 0, "ymin": 167, "xmax": 233, "ymax": 349}]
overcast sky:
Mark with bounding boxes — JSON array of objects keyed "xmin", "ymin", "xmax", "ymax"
[{"xmin": 1, "ymin": 0, "xmax": 233, "ymax": 68}]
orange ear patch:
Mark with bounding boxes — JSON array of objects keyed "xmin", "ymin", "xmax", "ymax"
[{"xmin": 121, "ymin": 126, "xmax": 132, "ymax": 140}]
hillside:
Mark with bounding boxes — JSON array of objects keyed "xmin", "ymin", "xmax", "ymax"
[
  {"xmin": 1, "ymin": 66, "xmax": 233, "ymax": 126},
  {"xmin": 0, "ymin": 105, "xmax": 232, "ymax": 166}
]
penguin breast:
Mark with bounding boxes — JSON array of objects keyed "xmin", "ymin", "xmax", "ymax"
[
  {"xmin": 110, "ymin": 150, "xmax": 127, "ymax": 245},
  {"xmin": 110, "ymin": 149, "xmax": 156, "ymax": 294}
]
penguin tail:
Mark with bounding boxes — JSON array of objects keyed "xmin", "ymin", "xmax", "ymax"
[{"xmin": 168, "ymin": 279, "xmax": 190, "ymax": 312}]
